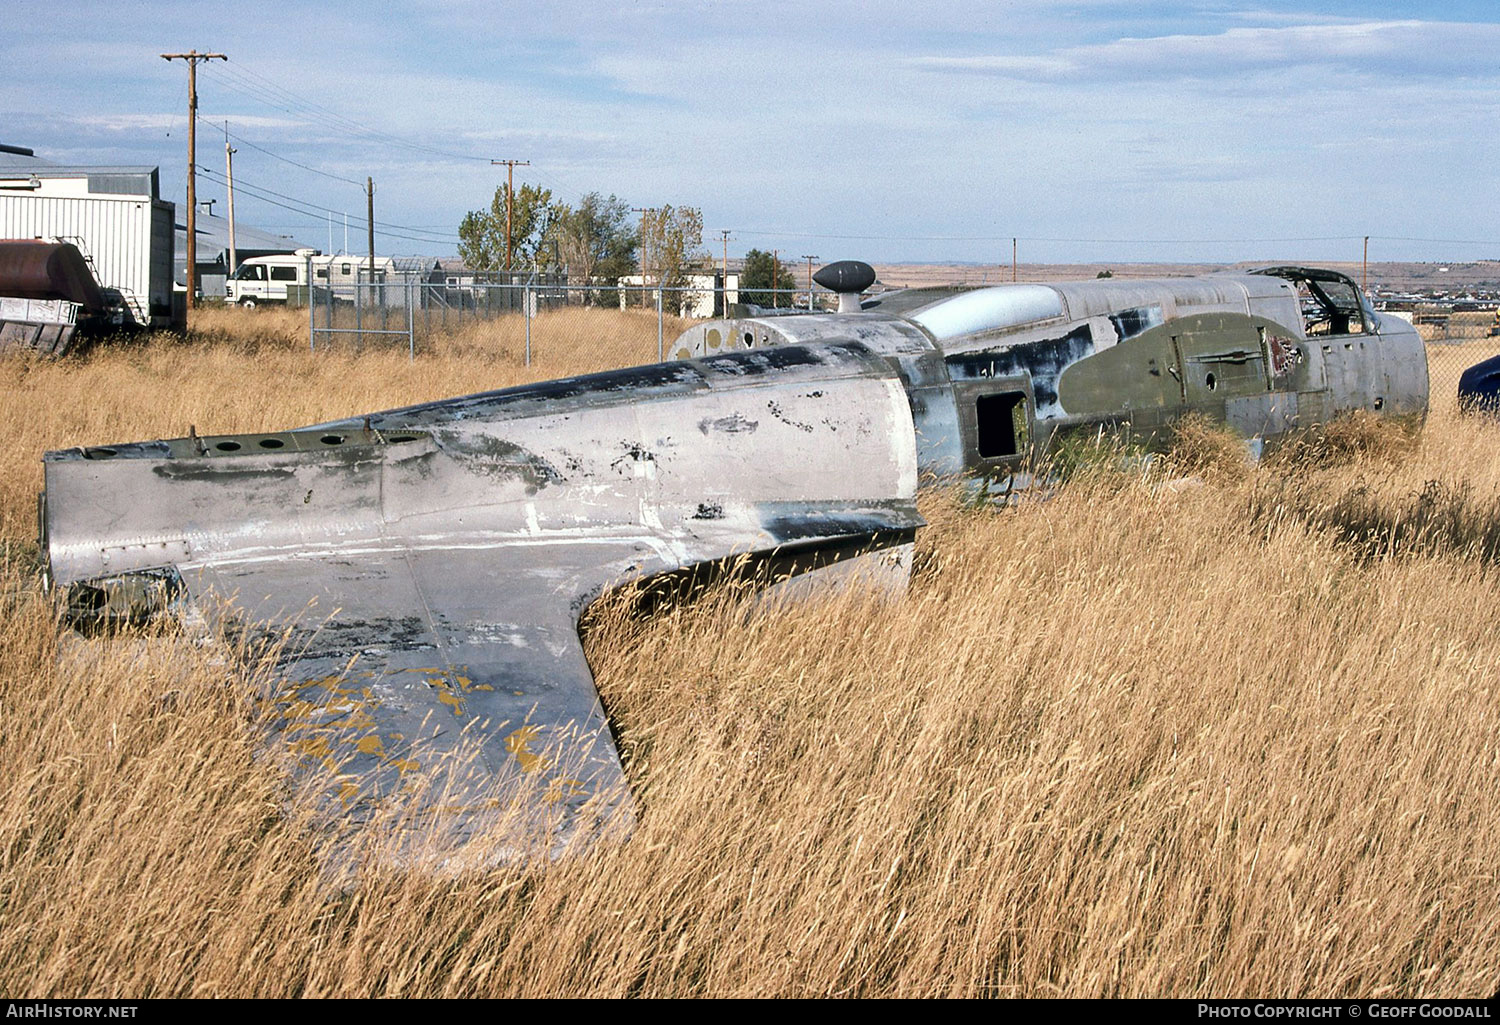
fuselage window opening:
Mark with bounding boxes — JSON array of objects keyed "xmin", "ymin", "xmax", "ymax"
[{"xmin": 976, "ymin": 391, "xmax": 1030, "ymax": 459}]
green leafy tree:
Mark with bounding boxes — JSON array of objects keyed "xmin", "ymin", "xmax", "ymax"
[
  {"xmin": 640, "ymin": 204, "xmax": 707, "ymax": 291},
  {"xmin": 457, "ymin": 182, "xmax": 555, "ymax": 273},
  {"xmin": 546, "ymin": 192, "xmax": 637, "ymax": 284},
  {"xmin": 739, "ymin": 248, "xmax": 797, "ymax": 308}
]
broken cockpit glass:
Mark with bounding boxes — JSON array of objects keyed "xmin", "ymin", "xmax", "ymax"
[{"xmin": 1252, "ymin": 266, "xmax": 1376, "ymax": 337}]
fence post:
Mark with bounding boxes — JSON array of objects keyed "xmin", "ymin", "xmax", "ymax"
[
  {"xmin": 524, "ymin": 280, "xmax": 532, "ymax": 366},
  {"xmin": 325, "ymin": 268, "xmax": 333, "ymax": 350},
  {"xmin": 306, "ymin": 251, "xmax": 315, "ymax": 353},
  {"xmin": 354, "ymin": 268, "xmax": 363, "ymax": 350},
  {"xmin": 407, "ymin": 278, "xmax": 415, "ymax": 361},
  {"xmin": 656, "ymin": 285, "xmax": 664, "ymax": 362}
]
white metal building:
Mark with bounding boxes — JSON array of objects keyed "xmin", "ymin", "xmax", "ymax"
[
  {"xmin": 0, "ymin": 156, "xmax": 178, "ymax": 328},
  {"xmin": 619, "ymin": 271, "xmax": 740, "ymax": 317}
]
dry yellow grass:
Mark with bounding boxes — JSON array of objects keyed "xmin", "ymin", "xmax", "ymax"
[{"xmin": 0, "ymin": 311, "xmax": 1496, "ymax": 997}]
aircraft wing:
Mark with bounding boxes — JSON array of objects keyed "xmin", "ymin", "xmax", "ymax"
[
  {"xmin": 42, "ymin": 344, "xmax": 922, "ymax": 869},
  {"xmin": 193, "ymin": 537, "xmax": 665, "ymax": 867}
]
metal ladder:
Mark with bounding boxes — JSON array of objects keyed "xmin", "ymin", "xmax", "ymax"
[{"xmin": 53, "ymin": 234, "xmax": 142, "ymax": 325}]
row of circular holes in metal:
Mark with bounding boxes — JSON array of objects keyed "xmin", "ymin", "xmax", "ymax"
[
  {"xmin": 84, "ymin": 433, "xmax": 423, "ymax": 459},
  {"xmin": 701, "ymin": 328, "xmax": 768, "ymax": 350}
]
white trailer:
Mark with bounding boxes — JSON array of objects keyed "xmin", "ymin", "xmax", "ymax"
[{"xmin": 0, "ymin": 166, "xmax": 177, "ymax": 329}]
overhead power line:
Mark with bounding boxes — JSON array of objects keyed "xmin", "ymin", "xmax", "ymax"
[
  {"xmin": 730, "ymin": 228, "xmax": 1500, "ymax": 250},
  {"xmin": 201, "ymin": 59, "xmax": 593, "ymax": 205},
  {"xmin": 204, "ymin": 60, "xmax": 496, "ymax": 165},
  {"xmin": 197, "ymin": 166, "xmax": 461, "ymax": 239},
  {"xmin": 1373, "ymin": 235, "xmax": 1500, "ymax": 247},
  {"xmin": 195, "ymin": 166, "xmax": 461, "ymax": 246},
  {"xmin": 730, "ymin": 228, "xmax": 1375, "ymax": 244},
  {"xmin": 198, "ymin": 115, "xmax": 362, "ymax": 186},
  {"xmin": 191, "ymin": 57, "xmax": 620, "ymax": 252}
]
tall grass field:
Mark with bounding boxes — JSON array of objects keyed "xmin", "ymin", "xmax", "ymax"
[{"xmin": 0, "ymin": 307, "xmax": 1496, "ymax": 997}]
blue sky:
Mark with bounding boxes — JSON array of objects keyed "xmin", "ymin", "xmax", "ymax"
[{"xmin": 6, "ymin": 1, "xmax": 1498, "ymax": 265}]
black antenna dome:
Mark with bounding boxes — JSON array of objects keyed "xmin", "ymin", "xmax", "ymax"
[{"xmin": 812, "ymin": 260, "xmax": 876, "ymax": 294}]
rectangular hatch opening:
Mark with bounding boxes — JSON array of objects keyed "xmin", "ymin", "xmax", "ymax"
[{"xmin": 976, "ymin": 391, "xmax": 1029, "ymax": 458}]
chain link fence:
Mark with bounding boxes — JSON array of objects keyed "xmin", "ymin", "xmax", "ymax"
[
  {"xmin": 302, "ymin": 260, "xmax": 826, "ymax": 373},
  {"xmin": 1383, "ymin": 308, "xmax": 1500, "ymax": 414}
]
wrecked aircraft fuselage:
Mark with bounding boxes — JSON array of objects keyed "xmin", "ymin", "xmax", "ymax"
[
  {"xmin": 40, "ymin": 263, "xmax": 1426, "ymax": 868},
  {"xmin": 676, "ymin": 265, "xmax": 1429, "ymax": 475}
]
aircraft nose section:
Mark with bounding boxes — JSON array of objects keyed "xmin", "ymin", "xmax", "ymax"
[{"xmin": 1374, "ymin": 314, "xmax": 1430, "ymax": 417}]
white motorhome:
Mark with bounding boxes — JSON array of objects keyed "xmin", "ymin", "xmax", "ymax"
[{"xmin": 226, "ymin": 251, "xmax": 395, "ymax": 305}]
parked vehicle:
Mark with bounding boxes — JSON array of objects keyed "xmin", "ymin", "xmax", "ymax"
[
  {"xmin": 226, "ymin": 251, "xmax": 394, "ymax": 306},
  {"xmin": 0, "ymin": 239, "xmax": 132, "ymax": 355}
]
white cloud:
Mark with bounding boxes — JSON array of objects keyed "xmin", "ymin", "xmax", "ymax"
[
  {"xmin": 74, "ymin": 112, "xmax": 304, "ymax": 133},
  {"xmin": 907, "ymin": 20, "xmax": 1500, "ymax": 81}
]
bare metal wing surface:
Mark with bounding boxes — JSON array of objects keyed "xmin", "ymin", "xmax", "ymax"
[{"xmin": 42, "ymin": 343, "xmax": 921, "ymax": 865}]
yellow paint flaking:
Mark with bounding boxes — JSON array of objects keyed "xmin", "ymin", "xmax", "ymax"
[
  {"xmin": 437, "ymin": 688, "xmax": 465, "ymax": 716},
  {"xmin": 291, "ymin": 736, "xmax": 331, "ymax": 759},
  {"xmin": 505, "ymin": 725, "xmax": 547, "ymax": 773},
  {"xmin": 544, "ymin": 778, "xmax": 588, "ymax": 804}
]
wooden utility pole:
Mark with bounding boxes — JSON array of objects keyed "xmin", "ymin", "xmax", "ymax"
[
  {"xmin": 1012, "ymin": 237, "xmax": 1018, "ymax": 282},
  {"xmin": 771, "ymin": 248, "xmax": 780, "ymax": 303},
  {"xmin": 223, "ymin": 122, "xmax": 237, "ymax": 276},
  {"xmin": 161, "ymin": 50, "xmax": 226, "ymax": 314},
  {"xmin": 366, "ymin": 177, "xmax": 375, "ymax": 287},
  {"xmin": 1363, "ymin": 235, "xmax": 1370, "ymax": 293},
  {"xmin": 632, "ymin": 207, "xmax": 658, "ymax": 287},
  {"xmin": 490, "ymin": 159, "xmax": 530, "ymax": 273},
  {"xmin": 801, "ymin": 254, "xmax": 818, "ymax": 310},
  {"xmin": 717, "ymin": 229, "xmax": 731, "ymax": 314}
]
